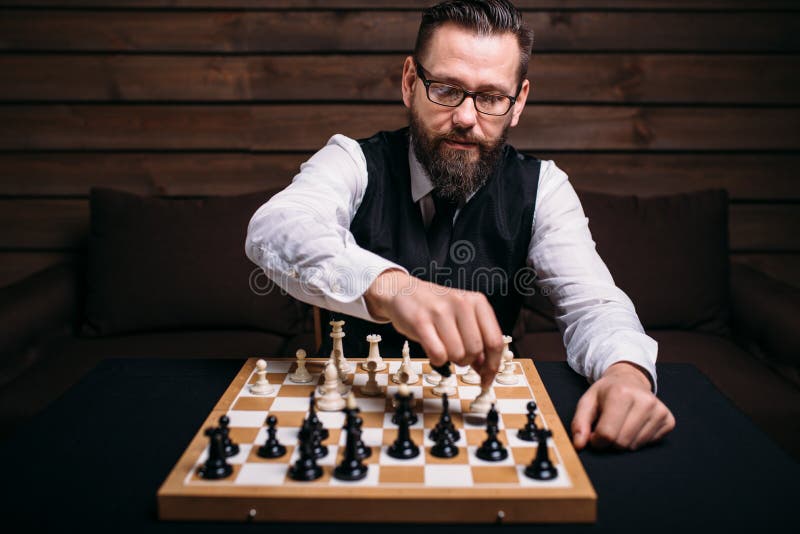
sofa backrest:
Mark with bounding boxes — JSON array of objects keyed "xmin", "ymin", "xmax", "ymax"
[{"xmin": 520, "ymin": 188, "xmax": 731, "ymax": 337}]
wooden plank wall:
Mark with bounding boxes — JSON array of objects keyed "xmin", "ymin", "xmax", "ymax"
[{"xmin": 0, "ymin": 0, "xmax": 798, "ymax": 288}]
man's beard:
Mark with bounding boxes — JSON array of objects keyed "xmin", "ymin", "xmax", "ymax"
[{"xmin": 409, "ymin": 106, "xmax": 509, "ymax": 203}]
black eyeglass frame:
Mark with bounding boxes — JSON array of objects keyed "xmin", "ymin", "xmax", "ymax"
[{"xmin": 414, "ymin": 60, "xmax": 522, "ymax": 117}]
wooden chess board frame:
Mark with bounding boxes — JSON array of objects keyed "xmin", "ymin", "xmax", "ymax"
[{"xmin": 157, "ymin": 358, "xmax": 596, "ymax": 523}]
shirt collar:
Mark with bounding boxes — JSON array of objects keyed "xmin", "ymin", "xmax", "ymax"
[{"xmin": 408, "ymin": 141, "xmax": 434, "ymax": 203}]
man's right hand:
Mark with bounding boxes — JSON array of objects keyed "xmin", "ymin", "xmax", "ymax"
[{"xmin": 364, "ymin": 269, "xmax": 505, "ymax": 388}]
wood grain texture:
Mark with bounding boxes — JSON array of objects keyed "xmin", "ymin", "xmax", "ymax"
[
  {"xmin": 3, "ymin": 54, "xmax": 798, "ymax": 104},
  {"xmin": 1, "ymin": 11, "xmax": 798, "ymax": 52},
  {"xmin": 3, "ymin": 1, "xmax": 798, "ymax": 10},
  {"xmin": 2, "ymin": 105, "xmax": 799, "ymax": 151},
  {"xmin": 0, "ymin": 153, "xmax": 798, "ymax": 201},
  {"xmin": 1, "ymin": 199, "xmax": 796, "ymax": 252}
]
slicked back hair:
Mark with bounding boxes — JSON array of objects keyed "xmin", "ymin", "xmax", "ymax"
[{"xmin": 413, "ymin": 0, "xmax": 534, "ymax": 85}]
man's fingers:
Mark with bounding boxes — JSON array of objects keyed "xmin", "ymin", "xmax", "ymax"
[
  {"xmin": 433, "ymin": 312, "xmax": 465, "ymax": 366},
  {"xmin": 415, "ymin": 322, "xmax": 448, "ymax": 367},
  {"xmin": 455, "ymin": 304, "xmax": 484, "ymax": 368},
  {"xmin": 571, "ymin": 388, "xmax": 599, "ymax": 450},
  {"xmin": 474, "ymin": 296, "xmax": 504, "ymax": 387},
  {"xmin": 589, "ymin": 392, "xmax": 634, "ymax": 450},
  {"xmin": 614, "ymin": 401, "xmax": 654, "ymax": 450}
]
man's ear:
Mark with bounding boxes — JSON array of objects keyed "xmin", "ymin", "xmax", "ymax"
[
  {"xmin": 509, "ymin": 79, "xmax": 530, "ymax": 128},
  {"xmin": 401, "ymin": 56, "xmax": 417, "ymax": 109}
]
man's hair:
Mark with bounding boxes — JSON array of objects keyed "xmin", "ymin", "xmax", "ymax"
[{"xmin": 413, "ymin": 0, "xmax": 534, "ymax": 84}]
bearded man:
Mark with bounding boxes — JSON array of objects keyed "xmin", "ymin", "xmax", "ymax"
[{"xmin": 245, "ymin": 0, "xmax": 675, "ymax": 451}]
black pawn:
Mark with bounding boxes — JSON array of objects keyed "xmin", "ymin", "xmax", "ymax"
[
  {"xmin": 352, "ymin": 415, "xmax": 372, "ymax": 460},
  {"xmin": 429, "ymin": 393, "xmax": 460, "ymax": 443},
  {"xmin": 476, "ymin": 404, "xmax": 508, "ymax": 462},
  {"xmin": 288, "ymin": 435, "xmax": 323, "ymax": 481},
  {"xmin": 430, "ymin": 427, "xmax": 459, "ymax": 458},
  {"xmin": 299, "ymin": 418, "xmax": 328, "ymax": 460},
  {"xmin": 392, "ymin": 389, "xmax": 418, "ymax": 426},
  {"xmin": 388, "ymin": 403, "xmax": 420, "ymax": 459},
  {"xmin": 198, "ymin": 428, "xmax": 233, "ymax": 479},
  {"xmin": 307, "ymin": 392, "xmax": 329, "ymax": 441},
  {"xmin": 517, "ymin": 401, "xmax": 540, "ymax": 442},
  {"xmin": 334, "ymin": 414, "xmax": 369, "ymax": 481},
  {"xmin": 524, "ymin": 428, "xmax": 558, "ymax": 480},
  {"xmin": 218, "ymin": 415, "xmax": 239, "ymax": 458},
  {"xmin": 257, "ymin": 415, "xmax": 286, "ymax": 459}
]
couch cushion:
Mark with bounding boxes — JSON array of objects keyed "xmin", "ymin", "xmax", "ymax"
[
  {"xmin": 522, "ymin": 189, "xmax": 730, "ymax": 335},
  {"xmin": 580, "ymin": 189, "xmax": 730, "ymax": 334},
  {"xmin": 83, "ymin": 188, "xmax": 311, "ymax": 337}
]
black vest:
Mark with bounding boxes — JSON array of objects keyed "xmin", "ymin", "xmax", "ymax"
[{"xmin": 318, "ymin": 128, "xmax": 540, "ymax": 358}]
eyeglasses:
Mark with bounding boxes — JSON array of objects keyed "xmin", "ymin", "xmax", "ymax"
[{"xmin": 414, "ymin": 60, "xmax": 519, "ymax": 117}]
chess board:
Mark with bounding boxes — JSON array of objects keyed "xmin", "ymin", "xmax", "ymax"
[{"xmin": 157, "ymin": 357, "xmax": 596, "ymax": 523}]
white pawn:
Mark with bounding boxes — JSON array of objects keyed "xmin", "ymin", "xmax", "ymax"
[
  {"xmin": 333, "ymin": 349, "xmax": 350, "ymax": 394},
  {"xmin": 360, "ymin": 360, "xmax": 383, "ymax": 397},
  {"xmin": 461, "ymin": 365, "xmax": 481, "ymax": 385},
  {"xmin": 317, "ymin": 361, "xmax": 346, "ymax": 411},
  {"xmin": 289, "ymin": 349, "xmax": 313, "ymax": 384},
  {"xmin": 362, "ymin": 334, "xmax": 387, "ymax": 371},
  {"xmin": 469, "ymin": 385, "xmax": 495, "ymax": 414},
  {"xmin": 249, "ymin": 359, "xmax": 275, "ymax": 395},
  {"xmin": 392, "ymin": 341, "xmax": 419, "ymax": 384},
  {"xmin": 425, "ymin": 365, "xmax": 442, "ymax": 385},
  {"xmin": 432, "ymin": 371, "xmax": 457, "ymax": 397},
  {"xmin": 495, "ymin": 348, "xmax": 518, "ymax": 385}
]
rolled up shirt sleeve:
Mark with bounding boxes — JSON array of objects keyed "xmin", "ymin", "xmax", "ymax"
[
  {"xmin": 245, "ymin": 134, "xmax": 406, "ymax": 322},
  {"xmin": 529, "ymin": 160, "xmax": 658, "ymax": 390}
]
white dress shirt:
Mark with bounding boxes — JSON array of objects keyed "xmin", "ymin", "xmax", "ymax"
[{"xmin": 246, "ymin": 134, "xmax": 658, "ymax": 388}]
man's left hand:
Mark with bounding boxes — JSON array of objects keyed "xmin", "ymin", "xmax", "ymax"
[{"xmin": 571, "ymin": 362, "xmax": 675, "ymax": 451}]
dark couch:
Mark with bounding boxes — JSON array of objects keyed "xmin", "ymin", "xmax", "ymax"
[{"xmin": 1, "ymin": 187, "xmax": 798, "ymax": 461}]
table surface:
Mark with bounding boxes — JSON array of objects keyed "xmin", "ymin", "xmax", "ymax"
[{"xmin": 0, "ymin": 358, "xmax": 797, "ymax": 533}]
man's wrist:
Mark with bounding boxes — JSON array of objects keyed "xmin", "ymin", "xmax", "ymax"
[
  {"xmin": 603, "ymin": 361, "xmax": 654, "ymax": 391},
  {"xmin": 364, "ymin": 268, "xmax": 407, "ymax": 321}
]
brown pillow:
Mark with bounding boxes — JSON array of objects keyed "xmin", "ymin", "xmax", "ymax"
[
  {"xmin": 82, "ymin": 188, "xmax": 309, "ymax": 337},
  {"xmin": 577, "ymin": 188, "xmax": 730, "ymax": 335}
]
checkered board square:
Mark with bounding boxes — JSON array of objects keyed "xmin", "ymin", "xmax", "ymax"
[{"xmin": 157, "ymin": 357, "xmax": 596, "ymax": 524}]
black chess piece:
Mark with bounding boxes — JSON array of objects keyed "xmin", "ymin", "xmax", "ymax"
[
  {"xmin": 387, "ymin": 398, "xmax": 420, "ymax": 459},
  {"xmin": 334, "ymin": 412, "xmax": 369, "ymax": 481},
  {"xmin": 198, "ymin": 427, "xmax": 233, "ymax": 479},
  {"xmin": 288, "ymin": 434, "xmax": 323, "ymax": 481},
  {"xmin": 476, "ymin": 404, "xmax": 508, "ymax": 462},
  {"xmin": 218, "ymin": 414, "xmax": 239, "ymax": 457},
  {"xmin": 392, "ymin": 389, "xmax": 418, "ymax": 426},
  {"xmin": 299, "ymin": 418, "xmax": 328, "ymax": 460},
  {"xmin": 257, "ymin": 415, "xmax": 287, "ymax": 459},
  {"xmin": 524, "ymin": 428, "xmax": 558, "ymax": 480},
  {"xmin": 430, "ymin": 425, "xmax": 459, "ymax": 458},
  {"xmin": 429, "ymin": 393, "xmax": 460, "ymax": 443},
  {"xmin": 352, "ymin": 415, "xmax": 372, "ymax": 460},
  {"xmin": 517, "ymin": 401, "xmax": 540, "ymax": 442},
  {"xmin": 307, "ymin": 392, "xmax": 329, "ymax": 441}
]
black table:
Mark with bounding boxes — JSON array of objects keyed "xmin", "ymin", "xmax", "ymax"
[{"xmin": 1, "ymin": 359, "xmax": 797, "ymax": 533}]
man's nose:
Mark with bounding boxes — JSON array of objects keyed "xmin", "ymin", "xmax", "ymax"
[{"xmin": 451, "ymin": 95, "xmax": 478, "ymax": 128}]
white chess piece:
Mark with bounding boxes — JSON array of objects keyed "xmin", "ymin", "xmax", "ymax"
[
  {"xmin": 432, "ymin": 372, "xmax": 457, "ymax": 397},
  {"xmin": 329, "ymin": 320, "xmax": 353, "ymax": 373},
  {"xmin": 249, "ymin": 359, "xmax": 275, "ymax": 395},
  {"xmin": 360, "ymin": 360, "xmax": 383, "ymax": 396},
  {"xmin": 461, "ymin": 365, "xmax": 481, "ymax": 385},
  {"xmin": 425, "ymin": 364, "xmax": 442, "ymax": 385},
  {"xmin": 362, "ymin": 334, "xmax": 387, "ymax": 371},
  {"xmin": 469, "ymin": 385, "xmax": 494, "ymax": 414},
  {"xmin": 317, "ymin": 361, "xmax": 346, "ymax": 411},
  {"xmin": 334, "ymin": 348, "xmax": 350, "ymax": 388},
  {"xmin": 495, "ymin": 348, "xmax": 518, "ymax": 385},
  {"xmin": 502, "ymin": 334, "xmax": 513, "ymax": 355},
  {"xmin": 392, "ymin": 341, "xmax": 419, "ymax": 384},
  {"xmin": 289, "ymin": 349, "xmax": 313, "ymax": 384}
]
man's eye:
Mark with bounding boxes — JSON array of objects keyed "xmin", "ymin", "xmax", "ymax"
[
  {"xmin": 478, "ymin": 94, "xmax": 506, "ymax": 106},
  {"xmin": 431, "ymin": 84, "xmax": 462, "ymax": 100}
]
